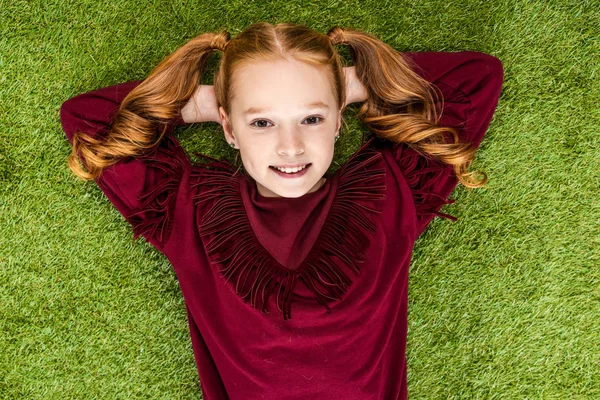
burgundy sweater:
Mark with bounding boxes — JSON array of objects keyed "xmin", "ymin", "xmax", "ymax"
[{"xmin": 60, "ymin": 51, "xmax": 503, "ymax": 400}]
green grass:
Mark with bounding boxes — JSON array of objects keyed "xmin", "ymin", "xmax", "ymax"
[{"xmin": 1, "ymin": 0, "xmax": 598, "ymax": 398}]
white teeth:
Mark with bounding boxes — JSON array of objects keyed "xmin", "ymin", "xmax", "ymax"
[{"xmin": 275, "ymin": 165, "xmax": 307, "ymax": 173}]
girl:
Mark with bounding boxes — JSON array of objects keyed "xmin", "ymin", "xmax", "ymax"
[{"xmin": 60, "ymin": 22, "xmax": 503, "ymax": 400}]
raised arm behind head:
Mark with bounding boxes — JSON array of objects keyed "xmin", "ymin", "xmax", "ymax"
[
  {"xmin": 332, "ymin": 27, "xmax": 490, "ymax": 188},
  {"xmin": 67, "ymin": 32, "xmax": 225, "ymax": 180}
]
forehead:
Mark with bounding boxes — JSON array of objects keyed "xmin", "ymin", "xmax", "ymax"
[{"xmin": 231, "ymin": 59, "xmax": 336, "ymax": 114}]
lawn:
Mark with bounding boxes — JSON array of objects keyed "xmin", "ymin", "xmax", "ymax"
[{"xmin": 1, "ymin": 0, "xmax": 598, "ymax": 398}]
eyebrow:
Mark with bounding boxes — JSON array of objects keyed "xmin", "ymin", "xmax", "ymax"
[{"xmin": 243, "ymin": 101, "xmax": 330, "ymax": 116}]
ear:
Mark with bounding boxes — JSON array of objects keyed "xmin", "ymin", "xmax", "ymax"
[
  {"xmin": 336, "ymin": 109, "xmax": 342, "ymax": 134},
  {"xmin": 219, "ymin": 106, "xmax": 235, "ymax": 143}
]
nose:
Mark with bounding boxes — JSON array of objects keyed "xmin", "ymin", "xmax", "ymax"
[{"xmin": 276, "ymin": 127, "xmax": 305, "ymax": 156}]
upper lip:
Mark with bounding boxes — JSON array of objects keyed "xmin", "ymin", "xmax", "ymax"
[{"xmin": 271, "ymin": 163, "xmax": 310, "ymax": 168}]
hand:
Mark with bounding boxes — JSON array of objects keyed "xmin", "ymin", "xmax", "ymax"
[
  {"xmin": 181, "ymin": 85, "xmax": 222, "ymax": 124},
  {"xmin": 343, "ymin": 66, "xmax": 368, "ymax": 108}
]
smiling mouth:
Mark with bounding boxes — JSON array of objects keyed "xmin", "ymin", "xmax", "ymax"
[{"xmin": 270, "ymin": 163, "xmax": 311, "ymax": 173}]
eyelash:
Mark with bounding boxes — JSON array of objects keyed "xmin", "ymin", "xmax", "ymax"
[{"xmin": 250, "ymin": 116, "xmax": 324, "ymax": 128}]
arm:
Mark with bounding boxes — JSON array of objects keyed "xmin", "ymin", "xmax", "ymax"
[
  {"xmin": 60, "ymin": 80, "xmax": 190, "ymax": 251},
  {"xmin": 61, "ymin": 80, "xmax": 188, "ymax": 145},
  {"xmin": 395, "ymin": 51, "xmax": 504, "ymax": 236},
  {"xmin": 343, "ymin": 66, "xmax": 368, "ymax": 106},
  {"xmin": 401, "ymin": 51, "xmax": 504, "ymax": 149},
  {"xmin": 180, "ymin": 84, "xmax": 222, "ymax": 124}
]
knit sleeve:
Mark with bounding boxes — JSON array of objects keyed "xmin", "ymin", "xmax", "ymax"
[
  {"xmin": 59, "ymin": 79, "xmax": 190, "ymax": 251},
  {"xmin": 392, "ymin": 51, "xmax": 504, "ymax": 237}
]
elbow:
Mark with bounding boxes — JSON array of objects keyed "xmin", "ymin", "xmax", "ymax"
[
  {"xmin": 473, "ymin": 51, "xmax": 505, "ymax": 94},
  {"xmin": 59, "ymin": 99, "xmax": 76, "ymax": 143},
  {"xmin": 60, "ymin": 95, "xmax": 88, "ymax": 144}
]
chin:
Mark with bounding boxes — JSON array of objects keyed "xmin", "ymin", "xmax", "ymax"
[
  {"xmin": 259, "ymin": 180, "xmax": 317, "ymax": 199},
  {"xmin": 271, "ymin": 186, "xmax": 308, "ymax": 199}
]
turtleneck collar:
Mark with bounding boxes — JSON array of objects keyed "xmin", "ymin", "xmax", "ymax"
[{"xmin": 240, "ymin": 172, "xmax": 337, "ymax": 268}]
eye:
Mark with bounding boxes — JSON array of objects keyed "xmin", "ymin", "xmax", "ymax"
[
  {"xmin": 303, "ymin": 116, "xmax": 324, "ymax": 125},
  {"xmin": 250, "ymin": 120, "xmax": 273, "ymax": 128}
]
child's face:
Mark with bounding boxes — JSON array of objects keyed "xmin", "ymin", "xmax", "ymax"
[{"xmin": 219, "ymin": 58, "xmax": 342, "ymax": 198}]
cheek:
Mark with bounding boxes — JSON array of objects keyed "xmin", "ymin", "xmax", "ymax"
[
  {"xmin": 311, "ymin": 139, "xmax": 334, "ymax": 165},
  {"xmin": 322, "ymin": 145, "xmax": 335, "ymax": 166},
  {"xmin": 238, "ymin": 143, "xmax": 266, "ymax": 170}
]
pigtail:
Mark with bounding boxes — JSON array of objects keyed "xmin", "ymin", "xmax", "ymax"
[
  {"xmin": 68, "ymin": 31, "xmax": 229, "ymax": 181},
  {"xmin": 327, "ymin": 26, "xmax": 487, "ymax": 188}
]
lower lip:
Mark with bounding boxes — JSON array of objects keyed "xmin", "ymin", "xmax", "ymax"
[{"xmin": 270, "ymin": 164, "xmax": 311, "ymax": 178}]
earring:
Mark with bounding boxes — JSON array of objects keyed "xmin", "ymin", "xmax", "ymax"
[
  {"xmin": 335, "ymin": 134, "xmax": 340, "ymax": 142},
  {"xmin": 229, "ymin": 142, "xmax": 236, "ymax": 148}
]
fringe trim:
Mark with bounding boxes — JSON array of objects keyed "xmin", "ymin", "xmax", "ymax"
[
  {"xmin": 124, "ymin": 134, "xmax": 186, "ymax": 248},
  {"xmin": 393, "ymin": 143, "xmax": 458, "ymax": 221},
  {"xmin": 188, "ymin": 137, "xmax": 386, "ymax": 320}
]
